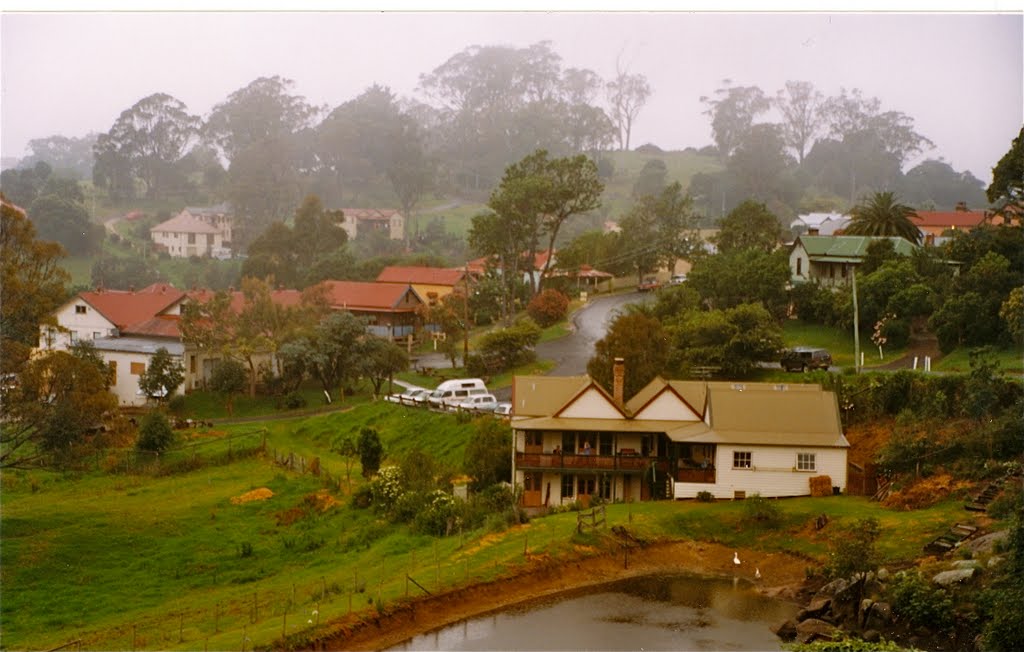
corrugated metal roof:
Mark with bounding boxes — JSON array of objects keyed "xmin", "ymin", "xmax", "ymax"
[
  {"xmin": 796, "ymin": 235, "xmax": 917, "ymax": 258},
  {"xmin": 151, "ymin": 211, "xmax": 223, "ymax": 235},
  {"xmin": 513, "ymin": 376, "xmax": 592, "ymax": 417},
  {"xmin": 317, "ymin": 280, "xmax": 423, "ymax": 311}
]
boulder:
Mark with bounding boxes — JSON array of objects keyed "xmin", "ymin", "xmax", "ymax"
[
  {"xmin": 814, "ymin": 578, "xmax": 848, "ymax": 600},
  {"xmin": 796, "ymin": 618, "xmax": 840, "ymax": 644},
  {"xmin": 865, "ymin": 601, "xmax": 892, "ymax": 630},
  {"xmin": 932, "ymin": 568, "xmax": 977, "ymax": 587},
  {"xmin": 876, "ymin": 567, "xmax": 890, "ymax": 582},
  {"xmin": 987, "ymin": 556, "xmax": 1004, "ymax": 568},
  {"xmin": 859, "ymin": 598, "xmax": 874, "ymax": 626},
  {"xmin": 797, "ymin": 597, "xmax": 832, "ymax": 621},
  {"xmin": 771, "ymin": 618, "xmax": 798, "ymax": 641},
  {"xmin": 951, "ymin": 559, "xmax": 982, "ymax": 570},
  {"xmin": 961, "ymin": 530, "xmax": 1008, "ymax": 555}
]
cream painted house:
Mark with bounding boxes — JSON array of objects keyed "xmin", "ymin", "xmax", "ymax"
[
  {"xmin": 339, "ymin": 208, "xmax": 404, "ymax": 241},
  {"xmin": 151, "ymin": 206, "xmax": 233, "ymax": 258},
  {"xmin": 511, "ymin": 365, "xmax": 848, "ymax": 507}
]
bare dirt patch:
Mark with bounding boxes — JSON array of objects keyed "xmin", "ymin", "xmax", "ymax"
[
  {"xmin": 230, "ymin": 487, "xmax": 273, "ymax": 505},
  {"xmin": 306, "ymin": 539, "xmax": 812, "ymax": 651},
  {"xmin": 883, "ymin": 473, "xmax": 974, "ymax": 510}
]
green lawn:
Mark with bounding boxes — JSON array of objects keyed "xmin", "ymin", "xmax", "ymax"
[
  {"xmin": 2, "ymin": 421, "xmax": 979, "ymax": 652},
  {"xmin": 782, "ymin": 320, "xmax": 906, "ymax": 370},
  {"xmin": 933, "ymin": 346, "xmax": 1024, "ymax": 375}
]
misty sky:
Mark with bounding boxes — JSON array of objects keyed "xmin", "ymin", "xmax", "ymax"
[{"xmin": 2, "ymin": 11, "xmax": 1021, "ymax": 182}]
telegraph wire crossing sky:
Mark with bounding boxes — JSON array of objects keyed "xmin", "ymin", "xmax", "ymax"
[{"xmin": 1, "ymin": 11, "xmax": 1021, "ymax": 181}]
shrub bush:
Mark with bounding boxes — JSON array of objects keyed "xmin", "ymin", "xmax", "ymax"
[
  {"xmin": 696, "ymin": 490, "xmax": 715, "ymax": 502},
  {"xmin": 825, "ymin": 517, "xmax": 881, "ymax": 579},
  {"xmin": 741, "ymin": 493, "xmax": 782, "ymax": 528},
  {"xmin": 136, "ymin": 411, "xmax": 175, "ymax": 453},
  {"xmin": 888, "ymin": 571, "xmax": 955, "ymax": 631},
  {"xmin": 283, "ymin": 391, "xmax": 307, "ymax": 410},
  {"xmin": 527, "ymin": 288, "xmax": 570, "ymax": 327}
]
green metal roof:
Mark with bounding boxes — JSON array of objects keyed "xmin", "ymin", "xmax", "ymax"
[{"xmin": 796, "ymin": 235, "xmax": 917, "ymax": 260}]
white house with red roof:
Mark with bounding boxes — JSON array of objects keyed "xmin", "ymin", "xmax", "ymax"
[
  {"xmin": 40, "ymin": 283, "xmax": 191, "ymax": 405},
  {"xmin": 913, "ymin": 207, "xmax": 988, "ymax": 240},
  {"xmin": 339, "ymin": 208, "xmax": 404, "ymax": 241}
]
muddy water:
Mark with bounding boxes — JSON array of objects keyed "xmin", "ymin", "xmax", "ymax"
[{"xmin": 388, "ymin": 573, "xmax": 798, "ymax": 651}]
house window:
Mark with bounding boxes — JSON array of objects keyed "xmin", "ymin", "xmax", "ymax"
[
  {"xmin": 75, "ymin": 305, "xmax": 87, "ymax": 314},
  {"xmin": 189, "ymin": 355, "xmax": 196, "ymax": 373},
  {"xmin": 561, "ymin": 432, "xmax": 576, "ymax": 452},
  {"xmin": 841, "ymin": 264, "xmax": 848, "ymax": 279},
  {"xmin": 733, "ymin": 451, "xmax": 752, "ymax": 469},
  {"xmin": 797, "ymin": 453, "xmax": 816, "ymax": 471},
  {"xmin": 69, "ymin": 331, "xmax": 78, "ymax": 343},
  {"xmin": 561, "ymin": 475, "xmax": 574, "ymax": 498},
  {"xmin": 829, "ymin": 265, "xmax": 835, "ymax": 279},
  {"xmin": 188, "ymin": 233, "xmax": 196, "ymax": 244},
  {"xmin": 577, "ymin": 476, "xmax": 595, "ymax": 496},
  {"xmin": 599, "ymin": 432, "xmax": 613, "ymax": 456},
  {"xmin": 598, "ymin": 475, "xmax": 612, "ymax": 500},
  {"xmin": 93, "ymin": 332, "xmax": 101, "ymax": 340},
  {"xmin": 796, "ymin": 258, "xmax": 802, "ymax": 275},
  {"xmin": 207, "ymin": 234, "xmax": 214, "ymax": 245},
  {"xmin": 130, "ymin": 362, "xmax": 145, "ymax": 376}
]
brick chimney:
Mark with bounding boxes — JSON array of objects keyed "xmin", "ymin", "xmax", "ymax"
[
  {"xmin": 613, "ymin": 357, "xmax": 625, "ymax": 404},
  {"xmin": 955, "ymin": 201, "xmax": 968, "ymax": 212}
]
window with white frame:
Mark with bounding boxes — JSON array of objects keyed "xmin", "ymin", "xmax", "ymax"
[
  {"xmin": 733, "ymin": 451, "xmax": 752, "ymax": 469},
  {"xmin": 797, "ymin": 452, "xmax": 816, "ymax": 471},
  {"xmin": 75, "ymin": 305, "xmax": 87, "ymax": 314}
]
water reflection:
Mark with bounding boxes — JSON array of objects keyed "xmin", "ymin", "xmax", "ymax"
[{"xmin": 389, "ymin": 574, "xmax": 797, "ymax": 651}]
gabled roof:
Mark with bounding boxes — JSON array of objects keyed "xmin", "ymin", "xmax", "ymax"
[
  {"xmin": 913, "ymin": 210, "xmax": 987, "ymax": 228},
  {"xmin": 512, "ymin": 375, "xmax": 592, "ymax": 417},
  {"xmin": 317, "ymin": 280, "xmax": 422, "ymax": 311},
  {"xmin": 376, "ymin": 266, "xmax": 466, "ymax": 286},
  {"xmin": 555, "ymin": 382, "xmax": 628, "ymax": 420},
  {"xmin": 627, "ymin": 377, "xmax": 703, "ymax": 421},
  {"xmin": 77, "ymin": 283, "xmax": 186, "ymax": 331},
  {"xmin": 185, "ymin": 288, "xmax": 305, "ymax": 313},
  {"xmin": 342, "ymin": 208, "xmax": 402, "ymax": 222},
  {"xmin": 151, "ymin": 211, "xmax": 222, "ymax": 235},
  {"xmin": 795, "ymin": 235, "xmax": 917, "ymax": 261},
  {"xmin": 793, "ymin": 212, "xmax": 848, "ymax": 228}
]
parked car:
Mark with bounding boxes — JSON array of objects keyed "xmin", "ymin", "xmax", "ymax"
[
  {"xmin": 668, "ymin": 273, "xmax": 687, "ymax": 285},
  {"xmin": 386, "ymin": 387, "xmax": 429, "ymax": 405},
  {"xmin": 493, "ymin": 402, "xmax": 512, "ymax": 418},
  {"xmin": 637, "ymin": 276, "xmax": 661, "ymax": 292},
  {"xmin": 427, "ymin": 378, "xmax": 489, "ymax": 410},
  {"xmin": 781, "ymin": 347, "xmax": 833, "ymax": 372},
  {"xmin": 454, "ymin": 394, "xmax": 499, "ymax": 413}
]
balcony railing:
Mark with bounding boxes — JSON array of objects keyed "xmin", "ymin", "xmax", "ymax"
[
  {"xmin": 515, "ymin": 451, "xmax": 651, "ymax": 472},
  {"xmin": 676, "ymin": 467, "xmax": 716, "ymax": 484}
]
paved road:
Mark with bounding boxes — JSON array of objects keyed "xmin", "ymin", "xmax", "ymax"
[
  {"xmin": 537, "ymin": 291, "xmax": 652, "ymax": 376},
  {"xmin": 403, "ymin": 291, "xmax": 649, "ymax": 401}
]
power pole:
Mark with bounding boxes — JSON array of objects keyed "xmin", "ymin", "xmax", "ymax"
[
  {"xmin": 852, "ymin": 267, "xmax": 861, "ymax": 373},
  {"xmin": 463, "ymin": 263, "xmax": 470, "ymax": 366}
]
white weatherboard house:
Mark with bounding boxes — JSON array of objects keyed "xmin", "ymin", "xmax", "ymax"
[
  {"xmin": 511, "ymin": 363, "xmax": 848, "ymax": 507},
  {"xmin": 150, "ymin": 205, "xmax": 233, "ymax": 258}
]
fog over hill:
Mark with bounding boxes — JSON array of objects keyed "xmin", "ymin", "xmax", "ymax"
[{"xmin": 2, "ymin": 12, "xmax": 1021, "ymax": 181}]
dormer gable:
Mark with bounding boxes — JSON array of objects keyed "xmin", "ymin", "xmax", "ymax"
[
  {"xmin": 632, "ymin": 385, "xmax": 702, "ymax": 421},
  {"xmin": 555, "ymin": 382, "xmax": 627, "ymax": 419}
]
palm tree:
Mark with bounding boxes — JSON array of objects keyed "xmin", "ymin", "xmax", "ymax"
[{"xmin": 845, "ymin": 191, "xmax": 921, "ymax": 244}]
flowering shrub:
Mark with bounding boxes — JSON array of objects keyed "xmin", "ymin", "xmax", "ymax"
[
  {"xmin": 369, "ymin": 466, "xmax": 405, "ymax": 514},
  {"xmin": 414, "ymin": 490, "xmax": 463, "ymax": 536},
  {"xmin": 527, "ymin": 289, "xmax": 570, "ymax": 327}
]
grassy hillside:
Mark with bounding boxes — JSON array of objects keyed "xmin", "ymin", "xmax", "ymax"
[{"xmin": 1, "ymin": 399, "xmax": 986, "ymax": 651}]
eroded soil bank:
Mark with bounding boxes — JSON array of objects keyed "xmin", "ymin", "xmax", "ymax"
[{"xmin": 303, "ymin": 539, "xmax": 813, "ymax": 651}]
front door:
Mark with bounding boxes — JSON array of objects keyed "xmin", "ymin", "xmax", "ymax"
[
  {"xmin": 523, "ymin": 472, "xmax": 542, "ymax": 507},
  {"xmin": 577, "ymin": 475, "xmax": 595, "ymax": 508},
  {"xmin": 525, "ymin": 431, "xmax": 543, "ymax": 454}
]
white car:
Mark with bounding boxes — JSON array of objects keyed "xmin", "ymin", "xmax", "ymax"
[
  {"xmin": 493, "ymin": 402, "xmax": 512, "ymax": 418},
  {"xmin": 454, "ymin": 394, "xmax": 499, "ymax": 413},
  {"xmin": 386, "ymin": 387, "xmax": 429, "ymax": 405}
]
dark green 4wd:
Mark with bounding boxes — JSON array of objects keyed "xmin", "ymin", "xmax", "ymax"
[{"xmin": 781, "ymin": 347, "xmax": 832, "ymax": 372}]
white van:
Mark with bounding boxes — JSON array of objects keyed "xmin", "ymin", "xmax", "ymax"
[{"xmin": 427, "ymin": 378, "xmax": 488, "ymax": 410}]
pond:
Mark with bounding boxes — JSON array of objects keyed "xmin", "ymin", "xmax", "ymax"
[{"xmin": 388, "ymin": 573, "xmax": 798, "ymax": 651}]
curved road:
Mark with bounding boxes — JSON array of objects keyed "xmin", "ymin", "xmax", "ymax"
[{"xmin": 536, "ymin": 291, "xmax": 651, "ymax": 376}]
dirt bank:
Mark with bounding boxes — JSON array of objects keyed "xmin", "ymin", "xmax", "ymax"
[{"xmin": 306, "ymin": 539, "xmax": 813, "ymax": 651}]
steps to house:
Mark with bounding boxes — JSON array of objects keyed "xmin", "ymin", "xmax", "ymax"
[
  {"xmin": 964, "ymin": 466, "xmax": 1022, "ymax": 513},
  {"xmin": 924, "ymin": 522, "xmax": 980, "ymax": 555}
]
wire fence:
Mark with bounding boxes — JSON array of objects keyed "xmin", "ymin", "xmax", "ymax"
[
  {"xmin": 47, "ymin": 526, "xmax": 547, "ymax": 652},
  {"xmin": 67, "ymin": 430, "xmax": 267, "ymax": 476}
]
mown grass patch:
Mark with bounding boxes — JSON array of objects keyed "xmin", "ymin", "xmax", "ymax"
[
  {"xmin": 934, "ymin": 346, "xmax": 1024, "ymax": 375},
  {"xmin": 783, "ymin": 319, "xmax": 906, "ymax": 369}
]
